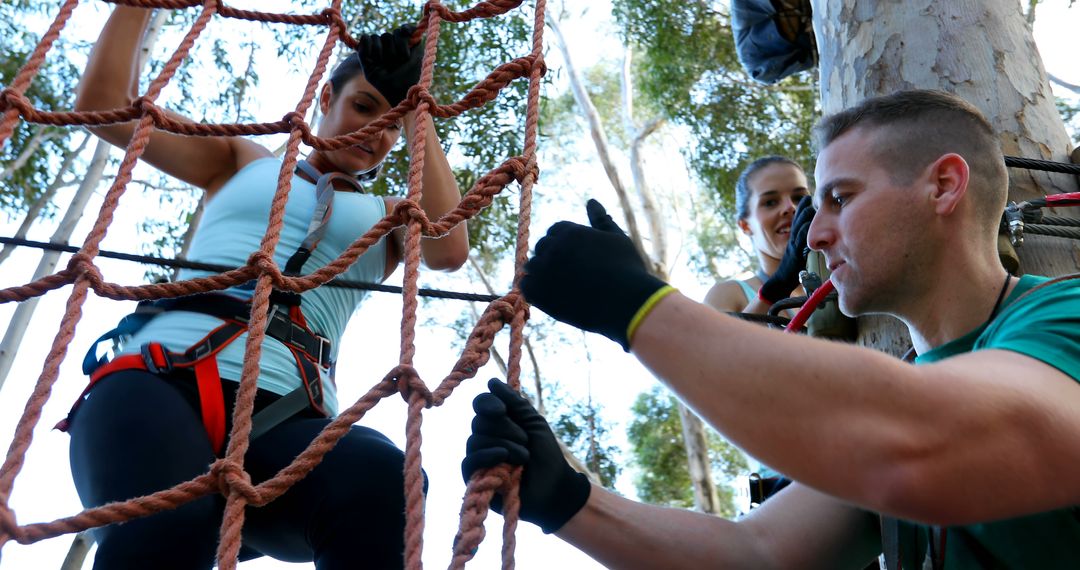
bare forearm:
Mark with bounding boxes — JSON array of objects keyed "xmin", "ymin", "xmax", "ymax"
[
  {"xmin": 405, "ymin": 113, "xmax": 468, "ymax": 270},
  {"xmin": 632, "ymin": 293, "xmax": 927, "ymax": 510},
  {"xmin": 556, "ymin": 486, "xmax": 768, "ymax": 569},
  {"xmin": 632, "ymin": 292, "xmax": 1080, "ymax": 522}
]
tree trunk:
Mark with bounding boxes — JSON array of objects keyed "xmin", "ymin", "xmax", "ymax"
[
  {"xmin": 59, "ymin": 531, "xmax": 95, "ymax": 570},
  {"xmin": 0, "ymin": 8, "xmax": 169, "ymax": 391},
  {"xmin": 0, "ymin": 124, "xmax": 53, "ymax": 183},
  {"xmin": 0, "ymin": 132, "xmax": 91, "ymax": 267},
  {"xmin": 814, "ymin": 0, "xmax": 1079, "ymax": 356},
  {"xmin": 0, "ymin": 139, "xmax": 110, "ymax": 388}
]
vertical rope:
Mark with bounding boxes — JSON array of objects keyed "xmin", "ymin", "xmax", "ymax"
[
  {"xmin": 497, "ymin": 1, "xmax": 547, "ymax": 566},
  {"xmin": 402, "ymin": 4, "xmax": 445, "ymax": 567},
  {"xmin": 213, "ymin": 3, "xmax": 345, "ymax": 567}
]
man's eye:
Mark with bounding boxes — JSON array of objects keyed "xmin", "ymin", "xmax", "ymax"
[
  {"xmin": 353, "ymin": 103, "xmax": 370, "ymax": 113},
  {"xmin": 763, "ymin": 199, "xmax": 778, "ymax": 207},
  {"xmin": 831, "ymin": 193, "xmax": 847, "ymax": 207}
]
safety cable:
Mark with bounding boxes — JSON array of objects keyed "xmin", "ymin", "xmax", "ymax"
[{"xmin": 0, "ymin": 235, "xmax": 500, "ymax": 303}]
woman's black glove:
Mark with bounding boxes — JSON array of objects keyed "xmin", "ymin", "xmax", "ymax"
[
  {"xmin": 462, "ymin": 379, "xmax": 591, "ymax": 534},
  {"xmin": 357, "ymin": 24, "xmax": 422, "ymax": 106},
  {"xmin": 759, "ymin": 195, "xmax": 816, "ymax": 304},
  {"xmin": 521, "ymin": 200, "xmax": 671, "ymax": 351}
]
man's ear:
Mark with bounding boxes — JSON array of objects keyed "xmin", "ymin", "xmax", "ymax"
[
  {"xmin": 318, "ymin": 83, "xmax": 332, "ymax": 115},
  {"xmin": 927, "ymin": 153, "xmax": 969, "ymax": 216},
  {"xmin": 737, "ymin": 217, "xmax": 752, "ymax": 236}
]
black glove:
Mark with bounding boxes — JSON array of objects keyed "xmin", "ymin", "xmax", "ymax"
[
  {"xmin": 357, "ymin": 25, "xmax": 422, "ymax": 107},
  {"xmin": 521, "ymin": 200, "xmax": 670, "ymax": 351},
  {"xmin": 759, "ymin": 195, "xmax": 816, "ymax": 304},
  {"xmin": 462, "ymin": 379, "xmax": 591, "ymax": 534}
]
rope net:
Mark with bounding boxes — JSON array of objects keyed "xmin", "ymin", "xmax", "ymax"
[{"xmin": 0, "ymin": 0, "xmax": 546, "ymax": 567}]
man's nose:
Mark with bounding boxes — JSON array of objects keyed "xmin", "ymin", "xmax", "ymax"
[{"xmin": 807, "ymin": 212, "xmax": 833, "ymax": 252}]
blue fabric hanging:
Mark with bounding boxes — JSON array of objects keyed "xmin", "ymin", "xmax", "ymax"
[{"xmin": 731, "ymin": 0, "xmax": 816, "ymax": 84}]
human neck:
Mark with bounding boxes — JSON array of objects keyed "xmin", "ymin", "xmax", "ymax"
[
  {"xmin": 756, "ymin": 251, "xmax": 781, "ymax": 279},
  {"xmin": 900, "ymin": 255, "xmax": 1014, "ymax": 355}
]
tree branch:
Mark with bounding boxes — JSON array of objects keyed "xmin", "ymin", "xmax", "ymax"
[
  {"xmin": 0, "ymin": 132, "xmax": 91, "ymax": 267},
  {"xmin": 1049, "ymin": 73, "xmax": 1080, "ymax": 96},
  {"xmin": 546, "ymin": 12, "xmax": 650, "ymax": 263}
]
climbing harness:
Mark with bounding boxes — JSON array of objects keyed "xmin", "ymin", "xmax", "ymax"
[{"xmin": 61, "ymin": 159, "xmax": 365, "ymax": 455}]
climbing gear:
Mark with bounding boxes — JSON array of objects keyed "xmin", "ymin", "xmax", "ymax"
[
  {"xmin": 462, "ymin": 379, "xmax": 592, "ymax": 534},
  {"xmin": 63, "ymin": 159, "xmax": 357, "ymax": 455},
  {"xmin": 521, "ymin": 200, "xmax": 670, "ymax": 351},
  {"xmin": 801, "ymin": 251, "xmax": 856, "ymax": 340}
]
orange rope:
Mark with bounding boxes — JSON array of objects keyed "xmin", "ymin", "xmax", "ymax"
[{"xmin": 0, "ymin": 0, "xmax": 545, "ymax": 568}]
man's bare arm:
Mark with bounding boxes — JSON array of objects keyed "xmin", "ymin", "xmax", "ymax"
[
  {"xmin": 557, "ymin": 483, "xmax": 880, "ymax": 570},
  {"xmin": 632, "ymin": 292, "xmax": 1080, "ymax": 524}
]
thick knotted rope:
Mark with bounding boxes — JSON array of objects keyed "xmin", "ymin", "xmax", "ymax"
[{"xmin": 0, "ymin": 0, "xmax": 546, "ymax": 568}]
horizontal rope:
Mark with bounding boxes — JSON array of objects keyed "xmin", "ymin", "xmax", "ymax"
[
  {"xmin": 0, "ymin": 236, "xmax": 499, "ymax": 303},
  {"xmin": 1004, "ymin": 155, "xmax": 1080, "ymax": 175}
]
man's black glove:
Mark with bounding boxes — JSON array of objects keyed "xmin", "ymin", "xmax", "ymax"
[
  {"xmin": 521, "ymin": 199, "xmax": 672, "ymax": 351},
  {"xmin": 357, "ymin": 25, "xmax": 422, "ymax": 107},
  {"xmin": 759, "ymin": 195, "xmax": 816, "ymax": 304},
  {"xmin": 462, "ymin": 379, "xmax": 591, "ymax": 534}
]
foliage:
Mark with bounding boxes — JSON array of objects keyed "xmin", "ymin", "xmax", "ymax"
[
  {"xmin": 611, "ymin": 0, "xmax": 817, "ymax": 279},
  {"xmin": 627, "ymin": 385, "xmax": 747, "ymax": 517},
  {"xmin": 543, "ymin": 383, "xmax": 622, "ymax": 489},
  {"xmin": 0, "ymin": 0, "xmax": 85, "ymax": 215},
  {"xmin": 1056, "ymin": 97, "xmax": 1080, "ymax": 144}
]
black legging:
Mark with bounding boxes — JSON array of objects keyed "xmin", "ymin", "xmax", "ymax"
[{"xmin": 68, "ymin": 369, "xmax": 417, "ymax": 569}]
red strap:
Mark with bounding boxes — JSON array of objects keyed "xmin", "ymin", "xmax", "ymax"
[
  {"xmin": 71, "ymin": 350, "xmax": 227, "ymax": 455},
  {"xmin": 193, "ymin": 357, "xmax": 226, "ymax": 455}
]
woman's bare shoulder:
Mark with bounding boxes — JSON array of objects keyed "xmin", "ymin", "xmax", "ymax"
[{"xmin": 703, "ymin": 279, "xmax": 752, "ymax": 313}]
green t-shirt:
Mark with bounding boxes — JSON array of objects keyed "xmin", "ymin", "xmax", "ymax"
[{"xmin": 898, "ymin": 275, "xmax": 1080, "ymax": 569}]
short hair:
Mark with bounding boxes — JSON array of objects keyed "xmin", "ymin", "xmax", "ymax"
[
  {"xmin": 735, "ymin": 155, "xmax": 805, "ymax": 221},
  {"xmin": 814, "ymin": 89, "xmax": 1007, "ymax": 226}
]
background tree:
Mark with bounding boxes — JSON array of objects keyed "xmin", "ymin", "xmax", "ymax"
[{"xmin": 628, "ymin": 386, "xmax": 747, "ymax": 518}]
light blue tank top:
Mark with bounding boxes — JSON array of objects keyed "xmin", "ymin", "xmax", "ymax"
[{"xmin": 120, "ymin": 157, "xmax": 388, "ymax": 414}]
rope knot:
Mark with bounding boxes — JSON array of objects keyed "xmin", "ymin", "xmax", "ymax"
[
  {"xmin": 130, "ymin": 96, "xmax": 152, "ymax": 113},
  {"xmin": 495, "ymin": 291, "xmax": 528, "ymax": 322},
  {"xmin": 66, "ymin": 253, "xmax": 102, "ymax": 285},
  {"xmin": 246, "ymin": 251, "xmax": 279, "ymax": 275},
  {"xmin": 504, "ymin": 156, "xmax": 529, "ymax": 183},
  {"xmin": 392, "ymin": 364, "xmax": 433, "ymax": 408},
  {"xmin": 211, "ymin": 459, "xmax": 261, "ymax": 504},
  {"xmin": 529, "ymin": 53, "xmax": 548, "ymax": 78},
  {"xmin": 391, "ymin": 199, "xmax": 432, "ymax": 232},
  {"xmin": 282, "ymin": 111, "xmax": 305, "ymax": 128},
  {"xmin": 0, "ymin": 88, "xmax": 28, "ymax": 112}
]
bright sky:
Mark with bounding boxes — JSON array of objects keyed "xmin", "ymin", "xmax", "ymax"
[{"xmin": 1, "ymin": 1, "xmax": 1079, "ymax": 569}]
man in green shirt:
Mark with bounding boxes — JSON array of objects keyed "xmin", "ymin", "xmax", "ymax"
[{"xmin": 463, "ymin": 89, "xmax": 1080, "ymax": 568}]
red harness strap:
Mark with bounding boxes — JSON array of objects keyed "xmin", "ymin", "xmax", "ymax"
[{"xmin": 62, "ymin": 321, "xmax": 245, "ymax": 455}]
